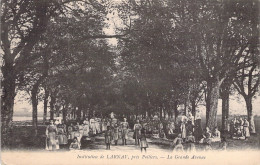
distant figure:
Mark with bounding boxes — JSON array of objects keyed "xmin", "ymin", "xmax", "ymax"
[
  {"xmin": 243, "ymin": 118, "xmax": 250, "ymax": 140},
  {"xmin": 121, "ymin": 118, "xmax": 129, "ymax": 145},
  {"xmin": 45, "ymin": 120, "xmax": 58, "ymax": 151},
  {"xmin": 133, "ymin": 120, "xmax": 142, "ymax": 145},
  {"xmin": 173, "ymin": 134, "xmax": 184, "ymax": 152},
  {"xmin": 186, "ymin": 131, "xmax": 196, "ymax": 152},
  {"xmin": 69, "ymin": 137, "xmax": 80, "ymax": 150},
  {"xmin": 83, "ymin": 118, "xmax": 90, "ymax": 137},
  {"xmin": 105, "ymin": 126, "xmax": 112, "ymax": 150},
  {"xmin": 140, "ymin": 128, "xmax": 148, "ymax": 152},
  {"xmin": 200, "ymin": 127, "xmax": 211, "ymax": 143}
]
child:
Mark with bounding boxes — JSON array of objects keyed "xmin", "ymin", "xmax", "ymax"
[
  {"xmin": 186, "ymin": 131, "xmax": 196, "ymax": 152},
  {"xmin": 219, "ymin": 137, "xmax": 227, "ymax": 151},
  {"xmin": 105, "ymin": 126, "xmax": 112, "ymax": 150},
  {"xmin": 69, "ymin": 137, "xmax": 80, "ymax": 150},
  {"xmin": 173, "ymin": 134, "xmax": 184, "ymax": 152},
  {"xmin": 204, "ymin": 133, "xmax": 212, "ymax": 151},
  {"xmin": 140, "ymin": 128, "xmax": 148, "ymax": 152}
]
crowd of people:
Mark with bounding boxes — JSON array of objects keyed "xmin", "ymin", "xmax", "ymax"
[{"xmin": 45, "ymin": 111, "xmax": 251, "ymax": 152}]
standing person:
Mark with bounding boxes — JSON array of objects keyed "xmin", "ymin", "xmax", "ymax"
[
  {"xmin": 90, "ymin": 117, "xmax": 96, "ymax": 135},
  {"xmin": 243, "ymin": 118, "xmax": 250, "ymax": 140},
  {"xmin": 180, "ymin": 120, "xmax": 187, "ymax": 141},
  {"xmin": 45, "ymin": 120, "xmax": 58, "ymax": 151},
  {"xmin": 113, "ymin": 124, "xmax": 120, "ymax": 145},
  {"xmin": 230, "ymin": 119, "xmax": 235, "ymax": 138},
  {"xmin": 140, "ymin": 128, "xmax": 148, "ymax": 153},
  {"xmin": 194, "ymin": 110, "xmax": 203, "ymax": 142},
  {"xmin": 57, "ymin": 120, "xmax": 68, "ymax": 148},
  {"xmin": 121, "ymin": 118, "xmax": 129, "ymax": 145},
  {"xmin": 74, "ymin": 122, "xmax": 82, "ymax": 149},
  {"xmin": 133, "ymin": 120, "xmax": 142, "ymax": 145},
  {"xmin": 83, "ymin": 118, "xmax": 90, "ymax": 137},
  {"xmin": 105, "ymin": 126, "xmax": 113, "ymax": 150},
  {"xmin": 68, "ymin": 123, "xmax": 75, "ymax": 141}
]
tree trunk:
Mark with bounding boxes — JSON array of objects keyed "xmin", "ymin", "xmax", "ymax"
[
  {"xmin": 206, "ymin": 79, "xmax": 221, "ymax": 131},
  {"xmin": 221, "ymin": 89, "xmax": 229, "ymax": 131},
  {"xmin": 43, "ymin": 88, "xmax": 49, "ymax": 124},
  {"xmin": 191, "ymin": 99, "xmax": 196, "ymax": 117},
  {"xmin": 245, "ymin": 97, "xmax": 256, "ymax": 133},
  {"xmin": 31, "ymin": 83, "xmax": 39, "ymax": 136},
  {"xmin": 173, "ymin": 100, "xmax": 178, "ymax": 121},
  {"xmin": 50, "ymin": 95, "xmax": 55, "ymax": 120},
  {"xmin": 1, "ymin": 61, "xmax": 16, "ymax": 147},
  {"xmin": 62, "ymin": 105, "xmax": 67, "ymax": 123}
]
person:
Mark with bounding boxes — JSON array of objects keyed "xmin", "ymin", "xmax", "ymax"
[
  {"xmin": 45, "ymin": 120, "xmax": 58, "ymax": 151},
  {"xmin": 243, "ymin": 118, "xmax": 250, "ymax": 140},
  {"xmin": 95, "ymin": 117, "xmax": 101, "ymax": 134},
  {"xmin": 212, "ymin": 127, "xmax": 221, "ymax": 142},
  {"xmin": 168, "ymin": 120, "xmax": 175, "ymax": 135},
  {"xmin": 180, "ymin": 120, "xmax": 187, "ymax": 141},
  {"xmin": 140, "ymin": 128, "xmax": 148, "ymax": 152},
  {"xmin": 74, "ymin": 122, "xmax": 82, "ymax": 149},
  {"xmin": 69, "ymin": 137, "xmax": 80, "ymax": 150},
  {"xmin": 230, "ymin": 119, "xmax": 235, "ymax": 138},
  {"xmin": 113, "ymin": 124, "xmax": 120, "ymax": 145},
  {"xmin": 187, "ymin": 111, "xmax": 195, "ymax": 125},
  {"xmin": 219, "ymin": 137, "xmax": 227, "ymax": 151},
  {"xmin": 186, "ymin": 131, "xmax": 196, "ymax": 152},
  {"xmin": 199, "ymin": 127, "xmax": 211, "ymax": 143},
  {"xmin": 90, "ymin": 117, "xmax": 96, "ymax": 135},
  {"xmin": 68, "ymin": 123, "xmax": 75, "ymax": 141},
  {"xmin": 121, "ymin": 118, "xmax": 129, "ymax": 145},
  {"xmin": 204, "ymin": 133, "xmax": 212, "ymax": 151},
  {"xmin": 105, "ymin": 126, "xmax": 113, "ymax": 150},
  {"xmin": 133, "ymin": 120, "xmax": 142, "ymax": 145},
  {"xmin": 57, "ymin": 120, "xmax": 68, "ymax": 148},
  {"xmin": 194, "ymin": 116, "xmax": 203, "ymax": 142},
  {"xmin": 83, "ymin": 118, "xmax": 90, "ymax": 137},
  {"xmin": 173, "ymin": 134, "xmax": 184, "ymax": 152}
]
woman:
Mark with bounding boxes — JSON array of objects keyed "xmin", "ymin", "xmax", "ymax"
[
  {"xmin": 57, "ymin": 120, "xmax": 68, "ymax": 147},
  {"xmin": 133, "ymin": 120, "xmax": 142, "ymax": 145},
  {"xmin": 121, "ymin": 118, "xmax": 129, "ymax": 145},
  {"xmin": 45, "ymin": 120, "xmax": 58, "ymax": 151},
  {"xmin": 212, "ymin": 127, "xmax": 221, "ymax": 142},
  {"xmin": 68, "ymin": 123, "xmax": 75, "ymax": 140},
  {"xmin": 140, "ymin": 128, "xmax": 148, "ymax": 152},
  {"xmin": 180, "ymin": 121, "xmax": 187, "ymax": 141},
  {"xmin": 243, "ymin": 118, "xmax": 250, "ymax": 140},
  {"xmin": 113, "ymin": 124, "xmax": 120, "ymax": 145},
  {"xmin": 83, "ymin": 118, "xmax": 90, "ymax": 137},
  {"xmin": 105, "ymin": 126, "xmax": 113, "ymax": 150},
  {"xmin": 74, "ymin": 122, "xmax": 82, "ymax": 148}
]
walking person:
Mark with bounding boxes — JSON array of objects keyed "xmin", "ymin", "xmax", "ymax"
[{"xmin": 45, "ymin": 120, "xmax": 58, "ymax": 151}]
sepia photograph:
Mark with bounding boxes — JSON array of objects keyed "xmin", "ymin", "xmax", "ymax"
[{"xmin": 1, "ymin": 0, "xmax": 260, "ymax": 165}]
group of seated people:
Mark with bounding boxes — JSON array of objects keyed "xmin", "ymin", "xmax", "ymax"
[{"xmin": 229, "ymin": 117, "xmax": 250, "ymax": 140}]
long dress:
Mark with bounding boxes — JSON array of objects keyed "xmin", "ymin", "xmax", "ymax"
[
  {"xmin": 133, "ymin": 123, "xmax": 142, "ymax": 141},
  {"xmin": 83, "ymin": 121, "xmax": 90, "ymax": 137},
  {"xmin": 57, "ymin": 124, "xmax": 68, "ymax": 145},
  {"xmin": 194, "ymin": 119, "xmax": 203, "ymax": 142},
  {"xmin": 121, "ymin": 122, "xmax": 129, "ymax": 140},
  {"xmin": 68, "ymin": 125, "xmax": 75, "ymax": 140},
  {"xmin": 243, "ymin": 120, "xmax": 250, "ymax": 138},
  {"xmin": 180, "ymin": 123, "xmax": 187, "ymax": 139},
  {"xmin": 113, "ymin": 126, "xmax": 119, "ymax": 142},
  {"xmin": 90, "ymin": 118, "xmax": 96, "ymax": 135},
  {"xmin": 46, "ymin": 124, "xmax": 58, "ymax": 150},
  {"xmin": 140, "ymin": 131, "xmax": 148, "ymax": 148}
]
